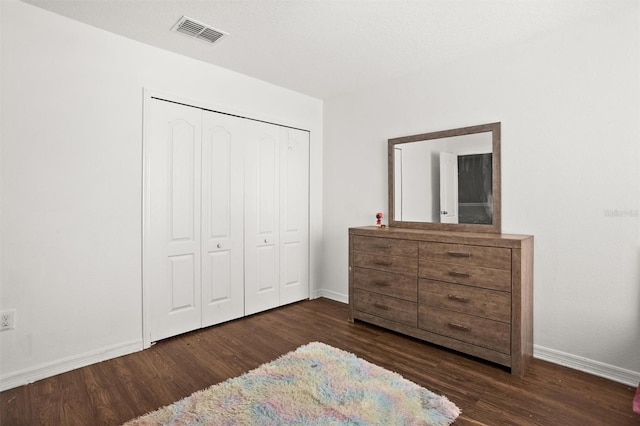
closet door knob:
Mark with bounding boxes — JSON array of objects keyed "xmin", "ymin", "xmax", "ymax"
[{"xmin": 217, "ymin": 243, "xmax": 222, "ymax": 248}]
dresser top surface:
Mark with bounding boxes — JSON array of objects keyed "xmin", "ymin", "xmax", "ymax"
[{"xmin": 349, "ymin": 226, "xmax": 533, "ymax": 248}]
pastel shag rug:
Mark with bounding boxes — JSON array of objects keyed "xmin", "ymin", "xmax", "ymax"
[{"xmin": 125, "ymin": 342, "xmax": 460, "ymax": 425}]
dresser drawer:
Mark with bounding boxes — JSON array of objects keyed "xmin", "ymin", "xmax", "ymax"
[
  {"xmin": 353, "ymin": 236, "xmax": 418, "ymax": 258},
  {"xmin": 419, "ymin": 260, "xmax": 511, "ymax": 292},
  {"xmin": 419, "ymin": 306, "xmax": 511, "ymax": 354},
  {"xmin": 353, "ymin": 267, "xmax": 417, "ymax": 301},
  {"xmin": 353, "ymin": 252, "xmax": 418, "ymax": 276},
  {"xmin": 419, "ymin": 279, "xmax": 510, "ymax": 323},
  {"xmin": 353, "ymin": 289, "xmax": 417, "ymax": 327},
  {"xmin": 420, "ymin": 242, "xmax": 511, "ymax": 270}
]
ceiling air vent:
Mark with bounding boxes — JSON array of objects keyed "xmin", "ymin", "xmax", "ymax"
[{"xmin": 171, "ymin": 16, "xmax": 229, "ymax": 45}]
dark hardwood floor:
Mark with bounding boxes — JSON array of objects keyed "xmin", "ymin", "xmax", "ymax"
[{"xmin": 1, "ymin": 298, "xmax": 637, "ymax": 425}]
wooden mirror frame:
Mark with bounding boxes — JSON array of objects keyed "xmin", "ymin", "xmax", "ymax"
[{"xmin": 388, "ymin": 122, "xmax": 501, "ymax": 233}]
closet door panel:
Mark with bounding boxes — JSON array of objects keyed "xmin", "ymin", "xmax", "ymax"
[
  {"xmin": 169, "ymin": 254, "xmax": 196, "ymax": 310},
  {"xmin": 146, "ymin": 100, "xmax": 202, "ymax": 342},
  {"xmin": 280, "ymin": 128, "xmax": 310, "ymax": 304},
  {"xmin": 245, "ymin": 122, "xmax": 280, "ymax": 315},
  {"xmin": 201, "ymin": 112, "xmax": 245, "ymax": 326},
  {"xmin": 257, "ymin": 245, "xmax": 277, "ymax": 290},
  {"xmin": 258, "ymin": 134, "xmax": 278, "ymax": 238}
]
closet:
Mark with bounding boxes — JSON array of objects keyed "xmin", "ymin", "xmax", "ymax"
[{"xmin": 144, "ymin": 97, "xmax": 309, "ymax": 343}]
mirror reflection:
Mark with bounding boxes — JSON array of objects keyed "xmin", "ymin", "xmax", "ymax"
[
  {"xmin": 393, "ymin": 132, "xmax": 493, "ymax": 224},
  {"xmin": 388, "ymin": 122, "xmax": 500, "ymax": 233}
]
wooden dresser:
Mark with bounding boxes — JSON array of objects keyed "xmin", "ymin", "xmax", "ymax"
[{"xmin": 349, "ymin": 226, "xmax": 533, "ymax": 377}]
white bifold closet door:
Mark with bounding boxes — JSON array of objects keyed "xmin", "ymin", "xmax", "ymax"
[
  {"xmin": 278, "ymin": 127, "xmax": 310, "ymax": 306},
  {"xmin": 200, "ymin": 111, "xmax": 245, "ymax": 327},
  {"xmin": 146, "ymin": 99, "xmax": 244, "ymax": 342},
  {"xmin": 244, "ymin": 124, "xmax": 309, "ymax": 315},
  {"xmin": 145, "ymin": 97, "xmax": 309, "ymax": 343}
]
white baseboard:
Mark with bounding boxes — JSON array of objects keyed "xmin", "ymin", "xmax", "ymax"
[
  {"xmin": 0, "ymin": 340, "xmax": 143, "ymax": 392},
  {"xmin": 314, "ymin": 289, "xmax": 348, "ymax": 304},
  {"xmin": 310, "ymin": 288, "xmax": 324, "ymax": 300},
  {"xmin": 534, "ymin": 344, "xmax": 640, "ymax": 387}
]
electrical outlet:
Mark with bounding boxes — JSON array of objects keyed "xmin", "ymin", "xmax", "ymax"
[{"xmin": 0, "ymin": 310, "xmax": 16, "ymax": 331}]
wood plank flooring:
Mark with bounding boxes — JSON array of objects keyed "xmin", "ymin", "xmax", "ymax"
[{"xmin": 1, "ymin": 298, "xmax": 637, "ymax": 425}]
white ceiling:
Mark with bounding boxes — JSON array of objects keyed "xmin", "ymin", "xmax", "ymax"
[{"xmin": 21, "ymin": 0, "xmax": 620, "ymax": 99}]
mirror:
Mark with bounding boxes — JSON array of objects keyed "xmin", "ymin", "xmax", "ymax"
[{"xmin": 388, "ymin": 122, "xmax": 501, "ymax": 233}]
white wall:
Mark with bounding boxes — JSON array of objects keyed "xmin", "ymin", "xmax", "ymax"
[
  {"xmin": 323, "ymin": 5, "xmax": 640, "ymax": 383},
  {"xmin": 0, "ymin": 0, "xmax": 322, "ymax": 390}
]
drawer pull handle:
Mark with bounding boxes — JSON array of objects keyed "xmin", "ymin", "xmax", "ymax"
[
  {"xmin": 448, "ymin": 251, "xmax": 471, "ymax": 258},
  {"xmin": 374, "ymin": 244, "xmax": 392, "ymax": 249},
  {"xmin": 448, "ymin": 294, "xmax": 470, "ymax": 303},
  {"xmin": 373, "ymin": 281, "xmax": 390, "ymax": 287},
  {"xmin": 373, "ymin": 303, "xmax": 390, "ymax": 311},
  {"xmin": 448, "ymin": 271, "xmax": 470, "ymax": 278},
  {"xmin": 374, "ymin": 260, "xmax": 392, "ymax": 266},
  {"xmin": 449, "ymin": 322, "xmax": 471, "ymax": 331}
]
